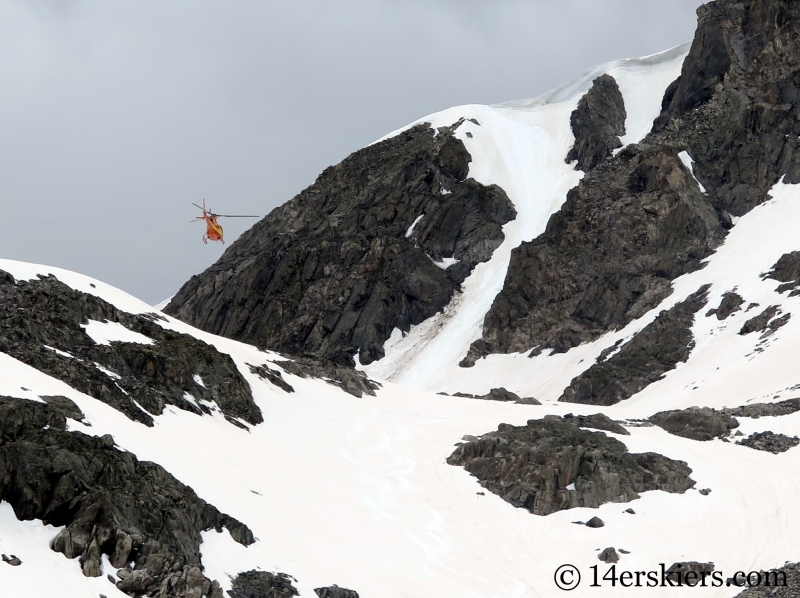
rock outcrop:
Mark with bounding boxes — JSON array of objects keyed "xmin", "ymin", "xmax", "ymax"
[
  {"xmin": 314, "ymin": 586, "xmax": 360, "ymax": 598},
  {"xmin": 562, "ymin": 413, "xmax": 629, "ymax": 435},
  {"xmin": 475, "ymin": 0, "xmax": 800, "ymax": 359},
  {"xmin": 649, "ymin": 407, "xmax": 739, "ymax": 441},
  {"xmin": 0, "ymin": 271, "xmax": 260, "ymax": 427},
  {"xmin": 0, "ymin": 396, "xmax": 253, "ymax": 598},
  {"xmin": 727, "ymin": 398, "xmax": 800, "ymax": 418},
  {"xmin": 272, "ymin": 357, "xmax": 381, "ymax": 398},
  {"xmin": 765, "ymin": 251, "xmax": 800, "ymax": 295},
  {"xmin": 737, "ymin": 431, "xmax": 800, "ymax": 453},
  {"xmin": 451, "ymin": 387, "xmax": 541, "ymax": 405},
  {"xmin": 165, "ymin": 121, "xmax": 515, "ymax": 365},
  {"xmin": 706, "ymin": 291, "xmax": 744, "ymax": 320},
  {"xmin": 733, "ymin": 562, "xmax": 797, "ymax": 596},
  {"xmin": 566, "ymin": 74, "xmax": 627, "ymax": 172},
  {"xmin": 559, "ymin": 286, "xmax": 709, "ymax": 405},
  {"xmin": 447, "ymin": 417, "xmax": 694, "ymax": 516},
  {"xmin": 228, "ymin": 571, "xmax": 299, "ymax": 598},
  {"xmin": 739, "ymin": 305, "xmax": 790, "ymax": 337}
]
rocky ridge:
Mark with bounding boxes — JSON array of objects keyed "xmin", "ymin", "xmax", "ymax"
[
  {"xmin": 559, "ymin": 286, "xmax": 709, "ymax": 405},
  {"xmin": 165, "ymin": 121, "xmax": 515, "ymax": 366},
  {"xmin": 475, "ymin": 0, "xmax": 800, "ymax": 360},
  {"xmin": 0, "ymin": 270, "xmax": 260, "ymax": 427}
]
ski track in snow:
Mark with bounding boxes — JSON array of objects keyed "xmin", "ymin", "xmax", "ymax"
[
  {"xmin": 363, "ymin": 44, "xmax": 690, "ymax": 393},
  {"xmin": 5, "ymin": 42, "xmax": 800, "ymax": 597}
]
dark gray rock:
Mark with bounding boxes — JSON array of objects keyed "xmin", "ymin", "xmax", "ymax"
[
  {"xmin": 228, "ymin": 570, "xmax": 299, "ymax": 598},
  {"xmin": 248, "ymin": 363, "xmax": 295, "ymax": 393},
  {"xmin": 585, "ymin": 516, "xmax": 605, "ymax": 528},
  {"xmin": 452, "ymin": 387, "xmax": 540, "ymax": 405},
  {"xmin": 314, "ymin": 586, "xmax": 360, "ymax": 598},
  {"xmin": 165, "ymin": 121, "xmax": 516, "ymax": 366},
  {"xmin": 649, "ymin": 407, "xmax": 739, "ymax": 441},
  {"xmin": 1, "ymin": 554, "xmax": 21, "ymax": 566},
  {"xmin": 737, "ymin": 431, "xmax": 800, "ymax": 454},
  {"xmin": 740, "ymin": 305, "xmax": 780, "ymax": 335},
  {"xmin": 727, "ymin": 398, "xmax": 800, "ymax": 418},
  {"xmin": 475, "ymin": 149, "xmax": 721, "ymax": 360},
  {"xmin": 273, "ymin": 357, "xmax": 380, "ymax": 398},
  {"xmin": 598, "ymin": 547, "xmax": 619, "ymax": 563},
  {"xmin": 566, "ymin": 74, "xmax": 627, "ymax": 172},
  {"xmin": 706, "ymin": 291, "xmax": 744, "ymax": 320},
  {"xmin": 733, "ymin": 562, "xmax": 797, "ymax": 596},
  {"xmin": 559, "ymin": 286, "xmax": 709, "ymax": 405},
  {"xmin": 0, "ymin": 271, "xmax": 260, "ymax": 427},
  {"xmin": 0, "ymin": 396, "xmax": 253, "ymax": 598},
  {"xmin": 447, "ymin": 417, "xmax": 694, "ymax": 516},
  {"xmin": 765, "ymin": 251, "xmax": 800, "ymax": 295},
  {"xmin": 665, "ymin": 562, "xmax": 715, "ymax": 586},
  {"xmin": 764, "ymin": 313, "xmax": 791, "ymax": 337},
  {"xmin": 41, "ymin": 395, "xmax": 85, "ymax": 421},
  {"xmin": 654, "ymin": 0, "xmax": 800, "ymax": 207},
  {"xmin": 562, "ymin": 413, "xmax": 629, "ymax": 435},
  {"xmin": 475, "ymin": 0, "xmax": 800, "ymax": 360},
  {"xmin": 699, "ymin": 488, "xmax": 712, "ymax": 495}
]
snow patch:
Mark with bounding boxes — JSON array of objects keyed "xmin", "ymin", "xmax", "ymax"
[
  {"xmin": 405, "ymin": 214, "xmax": 424, "ymax": 238},
  {"xmin": 183, "ymin": 392, "xmax": 199, "ymax": 408},
  {"xmin": 432, "ymin": 257, "xmax": 459, "ymax": 270},
  {"xmin": 153, "ymin": 295, "xmax": 174, "ymax": 311},
  {"xmin": 43, "ymin": 345, "xmax": 74, "ymax": 359},
  {"xmin": 679, "ymin": 151, "xmax": 707, "ymax": 193},
  {"xmin": 93, "ymin": 362, "xmax": 121, "ymax": 380},
  {"xmin": 81, "ymin": 319, "xmax": 154, "ymax": 346}
]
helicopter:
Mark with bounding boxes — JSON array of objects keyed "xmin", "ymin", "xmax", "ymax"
[{"xmin": 192, "ymin": 199, "xmax": 258, "ymax": 244}]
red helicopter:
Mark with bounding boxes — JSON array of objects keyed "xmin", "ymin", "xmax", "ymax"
[{"xmin": 192, "ymin": 200, "xmax": 258, "ymax": 244}]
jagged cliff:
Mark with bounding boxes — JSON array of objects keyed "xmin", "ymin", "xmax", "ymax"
[
  {"xmin": 476, "ymin": 0, "xmax": 800, "ymax": 359},
  {"xmin": 166, "ymin": 121, "xmax": 514, "ymax": 365}
]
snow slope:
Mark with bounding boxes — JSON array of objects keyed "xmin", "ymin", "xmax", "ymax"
[{"xmin": 363, "ymin": 44, "xmax": 690, "ymax": 392}]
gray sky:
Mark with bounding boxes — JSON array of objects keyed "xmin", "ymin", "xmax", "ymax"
[{"xmin": 0, "ymin": 0, "xmax": 703, "ymax": 304}]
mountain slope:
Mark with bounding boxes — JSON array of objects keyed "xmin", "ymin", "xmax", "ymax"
[
  {"xmin": 5, "ymin": 257, "xmax": 800, "ymax": 598},
  {"xmin": 7, "ymin": 0, "xmax": 800, "ymax": 595}
]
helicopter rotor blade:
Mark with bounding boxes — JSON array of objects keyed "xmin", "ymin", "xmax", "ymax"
[
  {"xmin": 214, "ymin": 214, "xmax": 260, "ymax": 218},
  {"xmin": 192, "ymin": 202, "xmax": 206, "ymax": 212}
]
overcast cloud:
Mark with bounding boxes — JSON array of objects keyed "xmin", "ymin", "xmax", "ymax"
[{"xmin": 0, "ymin": 0, "xmax": 703, "ymax": 304}]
